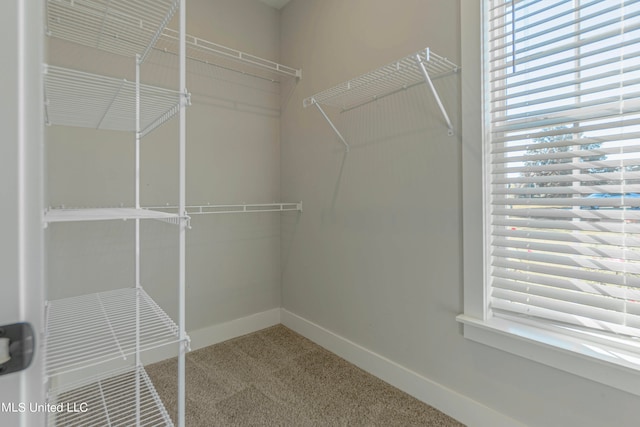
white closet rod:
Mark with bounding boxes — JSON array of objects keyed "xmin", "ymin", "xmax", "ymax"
[
  {"xmin": 146, "ymin": 202, "xmax": 303, "ymax": 215},
  {"xmin": 160, "ymin": 28, "xmax": 302, "ymax": 80}
]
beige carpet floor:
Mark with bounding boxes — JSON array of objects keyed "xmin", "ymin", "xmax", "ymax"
[{"xmin": 146, "ymin": 325, "xmax": 465, "ymax": 426}]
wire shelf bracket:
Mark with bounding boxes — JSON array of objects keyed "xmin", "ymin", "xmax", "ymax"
[{"xmin": 303, "ymin": 47, "xmax": 459, "ymax": 150}]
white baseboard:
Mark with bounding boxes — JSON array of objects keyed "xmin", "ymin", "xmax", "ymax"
[
  {"xmin": 142, "ymin": 307, "xmax": 281, "ymax": 365},
  {"xmin": 281, "ymin": 308, "xmax": 523, "ymax": 427},
  {"xmin": 189, "ymin": 307, "xmax": 281, "ymax": 351}
]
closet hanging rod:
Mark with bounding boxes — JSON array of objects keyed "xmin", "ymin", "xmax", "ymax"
[
  {"xmin": 145, "ymin": 202, "xmax": 303, "ymax": 215},
  {"xmin": 303, "ymin": 47, "xmax": 459, "ymax": 150},
  {"xmin": 158, "ymin": 28, "xmax": 302, "ymax": 81}
]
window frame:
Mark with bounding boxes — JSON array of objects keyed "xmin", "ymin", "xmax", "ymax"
[{"xmin": 458, "ymin": 0, "xmax": 640, "ymax": 397}]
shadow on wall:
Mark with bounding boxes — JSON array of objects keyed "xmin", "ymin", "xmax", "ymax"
[
  {"xmin": 144, "ymin": 49, "xmax": 285, "ymax": 119},
  {"xmin": 311, "ymin": 76, "xmax": 460, "ymax": 216}
]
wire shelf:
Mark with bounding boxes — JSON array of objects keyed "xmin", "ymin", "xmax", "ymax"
[
  {"xmin": 44, "ymin": 207, "xmax": 186, "ymax": 225},
  {"xmin": 146, "ymin": 202, "xmax": 303, "ymax": 215},
  {"xmin": 46, "ymin": 0, "xmax": 179, "ymax": 62},
  {"xmin": 45, "ymin": 288, "xmax": 183, "ymax": 376},
  {"xmin": 303, "ymin": 48, "xmax": 459, "ymax": 111},
  {"xmin": 47, "ymin": 365, "xmax": 173, "ymax": 426},
  {"xmin": 44, "ymin": 65, "xmax": 184, "ymax": 135}
]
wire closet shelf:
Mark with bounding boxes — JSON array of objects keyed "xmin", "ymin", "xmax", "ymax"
[
  {"xmin": 46, "ymin": 0, "xmax": 301, "ymax": 82},
  {"xmin": 46, "ymin": 0, "xmax": 179, "ymax": 63},
  {"xmin": 44, "ymin": 207, "xmax": 187, "ymax": 226},
  {"xmin": 304, "ymin": 48, "xmax": 457, "ymax": 110},
  {"xmin": 45, "ymin": 288, "xmax": 184, "ymax": 377},
  {"xmin": 44, "ymin": 65, "xmax": 185, "ymax": 136},
  {"xmin": 303, "ymin": 47, "xmax": 459, "ymax": 149},
  {"xmin": 47, "ymin": 365, "xmax": 173, "ymax": 427}
]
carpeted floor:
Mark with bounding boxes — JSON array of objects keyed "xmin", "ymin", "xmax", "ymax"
[{"xmin": 146, "ymin": 325, "xmax": 465, "ymax": 426}]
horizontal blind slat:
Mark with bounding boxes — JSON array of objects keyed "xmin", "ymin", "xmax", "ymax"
[
  {"xmin": 492, "ymin": 217, "xmax": 640, "ymax": 234},
  {"xmin": 492, "ymin": 258, "xmax": 640, "ymax": 288},
  {"xmin": 492, "ymin": 49, "xmax": 640, "ymax": 95},
  {"xmin": 492, "ymin": 236, "xmax": 640, "ymax": 261},
  {"xmin": 491, "ymin": 145, "xmax": 640, "ymax": 165},
  {"xmin": 492, "ymin": 247, "xmax": 640, "ymax": 275},
  {"xmin": 492, "ymin": 172, "xmax": 640, "ymax": 185},
  {"xmin": 493, "ymin": 278, "xmax": 640, "ymax": 314},
  {"xmin": 489, "ymin": 20, "xmax": 640, "ymax": 74},
  {"xmin": 492, "ymin": 227, "xmax": 640, "ymax": 247},
  {"xmin": 493, "ymin": 268, "xmax": 640, "ymax": 301},
  {"xmin": 488, "ymin": 0, "xmax": 637, "ymax": 47},
  {"xmin": 490, "ymin": 8, "xmax": 640, "ymax": 63},
  {"xmin": 493, "ymin": 132, "xmax": 640, "ymax": 154},
  {"xmin": 491, "ymin": 291, "xmax": 640, "ymax": 331}
]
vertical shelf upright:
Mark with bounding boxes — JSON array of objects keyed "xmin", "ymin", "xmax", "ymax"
[{"xmin": 43, "ymin": 1, "xmax": 189, "ymax": 426}]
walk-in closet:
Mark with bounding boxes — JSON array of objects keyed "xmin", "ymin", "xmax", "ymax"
[{"xmin": 3, "ymin": 1, "xmax": 639, "ymax": 427}]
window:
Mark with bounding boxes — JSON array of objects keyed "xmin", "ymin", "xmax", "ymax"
[{"xmin": 459, "ymin": 0, "xmax": 640, "ymax": 395}]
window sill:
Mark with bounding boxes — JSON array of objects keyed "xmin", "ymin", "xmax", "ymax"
[{"xmin": 456, "ymin": 314, "xmax": 640, "ymax": 397}]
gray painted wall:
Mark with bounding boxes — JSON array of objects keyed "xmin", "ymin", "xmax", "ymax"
[{"xmin": 279, "ymin": 1, "xmax": 638, "ymax": 426}]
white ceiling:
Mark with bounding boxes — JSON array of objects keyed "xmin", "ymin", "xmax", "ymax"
[{"xmin": 259, "ymin": 0, "xmax": 291, "ymax": 10}]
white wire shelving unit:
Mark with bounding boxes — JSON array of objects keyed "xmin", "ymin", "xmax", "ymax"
[
  {"xmin": 47, "ymin": 365, "xmax": 173, "ymax": 427},
  {"xmin": 44, "ymin": 0, "xmax": 189, "ymax": 426},
  {"xmin": 303, "ymin": 47, "xmax": 459, "ymax": 150},
  {"xmin": 44, "ymin": 1, "xmax": 302, "ymax": 423},
  {"xmin": 45, "ymin": 289, "xmax": 180, "ymax": 376}
]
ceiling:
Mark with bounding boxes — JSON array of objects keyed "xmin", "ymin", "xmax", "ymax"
[{"xmin": 259, "ymin": 0, "xmax": 291, "ymax": 10}]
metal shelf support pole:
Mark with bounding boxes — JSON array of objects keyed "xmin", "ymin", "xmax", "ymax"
[
  {"xmin": 415, "ymin": 49, "xmax": 454, "ymax": 136},
  {"xmin": 178, "ymin": 0, "xmax": 187, "ymax": 426},
  {"xmin": 313, "ymin": 100, "xmax": 350, "ymax": 152},
  {"xmin": 134, "ymin": 54, "xmax": 142, "ymax": 427}
]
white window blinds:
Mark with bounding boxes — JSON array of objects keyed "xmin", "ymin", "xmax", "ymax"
[{"xmin": 486, "ymin": 0, "xmax": 640, "ymax": 339}]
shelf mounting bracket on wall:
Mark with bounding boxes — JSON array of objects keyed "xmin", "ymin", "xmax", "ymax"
[
  {"xmin": 415, "ymin": 49, "xmax": 455, "ymax": 136},
  {"xmin": 303, "ymin": 47, "xmax": 459, "ymax": 150},
  {"xmin": 310, "ymin": 100, "xmax": 350, "ymax": 152}
]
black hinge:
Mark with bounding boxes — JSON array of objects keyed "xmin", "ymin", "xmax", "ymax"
[{"xmin": 0, "ymin": 323, "xmax": 35, "ymax": 376}]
